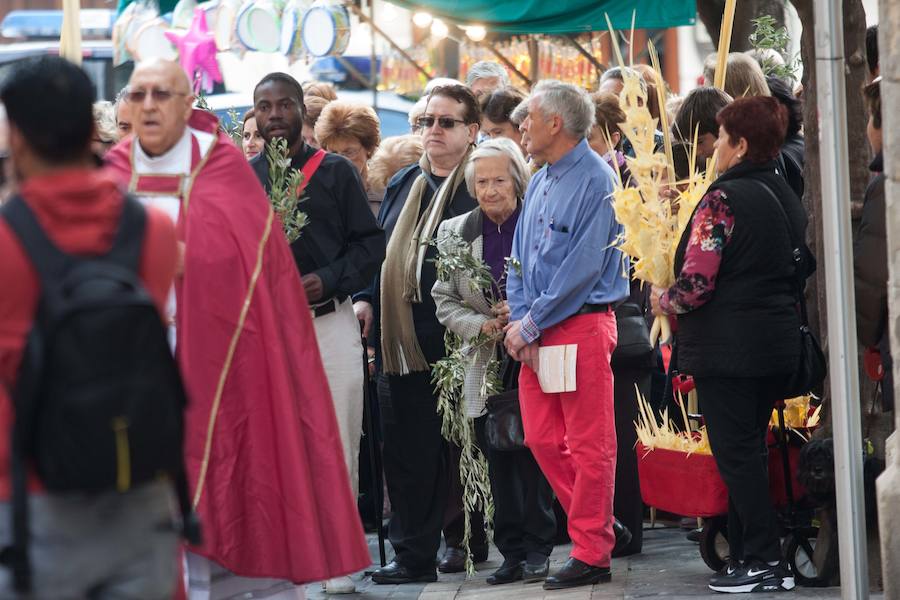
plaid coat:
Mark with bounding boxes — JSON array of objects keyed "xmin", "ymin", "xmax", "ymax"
[{"xmin": 431, "ymin": 208, "xmax": 499, "ymax": 418}]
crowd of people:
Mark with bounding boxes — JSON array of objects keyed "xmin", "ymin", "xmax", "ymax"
[{"xmin": 0, "ymin": 22, "xmax": 887, "ymax": 598}]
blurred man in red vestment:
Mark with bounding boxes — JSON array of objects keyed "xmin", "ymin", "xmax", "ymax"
[{"xmin": 106, "ymin": 59, "xmax": 370, "ymax": 599}]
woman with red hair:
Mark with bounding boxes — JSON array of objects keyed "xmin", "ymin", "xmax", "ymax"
[{"xmin": 650, "ymin": 96, "xmax": 812, "ymax": 593}]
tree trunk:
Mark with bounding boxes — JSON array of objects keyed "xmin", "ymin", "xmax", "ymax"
[
  {"xmin": 790, "ymin": 0, "xmax": 888, "ymax": 589},
  {"xmin": 876, "ymin": 2, "xmax": 900, "ymax": 595},
  {"xmin": 696, "ymin": 0, "xmax": 725, "ymax": 47},
  {"xmin": 695, "ymin": 0, "xmax": 786, "ymax": 51}
]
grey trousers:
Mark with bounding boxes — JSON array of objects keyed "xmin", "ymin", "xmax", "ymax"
[{"xmin": 0, "ymin": 480, "xmax": 179, "ymax": 600}]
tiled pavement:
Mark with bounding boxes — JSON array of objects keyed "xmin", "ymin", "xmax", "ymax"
[{"xmin": 306, "ymin": 524, "xmax": 876, "ymax": 600}]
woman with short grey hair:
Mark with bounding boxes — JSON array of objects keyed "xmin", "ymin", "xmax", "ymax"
[
  {"xmin": 432, "ymin": 136, "xmax": 557, "ymax": 586},
  {"xmin": 466, "ymin": 61, "xmax": 511, "ymax": 97},
  {"xmin": 464, "ymin": 137, "xmax": 530, "ymax": 200}
]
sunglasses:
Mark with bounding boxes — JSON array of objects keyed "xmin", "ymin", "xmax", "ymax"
[
  {"xmin": 417, "ymin": 116, "xmax": 467, "ymax": 130},
  {"xmin": 125, "ymin": 89, "xmax": 188, "ymax": 104}
]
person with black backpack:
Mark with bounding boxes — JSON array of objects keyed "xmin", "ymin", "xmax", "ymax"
[{"xmin": 0, "ymin": 56, "xmax": 183, "ymax": 598}]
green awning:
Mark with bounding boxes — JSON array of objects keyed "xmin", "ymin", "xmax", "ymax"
[
  {"xmin": 118, "ymin": 0, "xmax": 695, "ymax": 33},
  {"xmin": 386, "ymin": 0, "xmax": 696, "ymax": 33}
]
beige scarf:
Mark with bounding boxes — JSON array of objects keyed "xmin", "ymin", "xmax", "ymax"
[{"xmin": 380, "ymin": 147, "xmax": 472, "ymax": 375}]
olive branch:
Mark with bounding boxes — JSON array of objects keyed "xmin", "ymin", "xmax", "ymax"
[
  {"xmin": 428, "ymin": 230, "xmax": 522, "ymax": 575},
  {"xmin": 266, "ymin": 137, "xmax": 308, "ymax": 243},
  {"xmin": 226, "ymin": 107, "xmax": 243, "ymax": 147},
  {"xmin": 749, "ymin": 15, "xmax": 801, "ymax": 82}
]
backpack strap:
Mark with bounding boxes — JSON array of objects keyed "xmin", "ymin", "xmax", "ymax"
[
  {"xmin": 0, "ymin": 196, "xmax": 73, "ymax": 287},
  {"xmin": 107, "ymin": 195, "xmax": 147, "ymax": 273}
]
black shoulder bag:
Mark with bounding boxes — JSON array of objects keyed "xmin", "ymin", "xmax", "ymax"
[{"xmin": 484, "ymin": 353, "xmax": 525, "ymax": 451}]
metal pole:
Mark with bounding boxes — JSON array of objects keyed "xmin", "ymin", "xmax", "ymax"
[
  {"xmin": 369, "ymin": 0, "xmax": 378, "ymax": 111},
  {"xmin": 812, "ymin": 0, "xmax": 869, "ymax": 597}
]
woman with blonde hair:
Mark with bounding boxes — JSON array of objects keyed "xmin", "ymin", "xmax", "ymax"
[
  {"xmin": 302, "ymin": 95, "xmax": 332, "ymax": 148},
  {"xmin": 302, "ymin": 80, "xmax": 339, "ymax": 101},
  {"xmin": 366, "ymin": 134, "xmax": 424, "ymax": 214},
  {"xmin": 315, "ymin": 101, "xmax": 380, "ymax": 180},
  {"xmin": 703, "ymin": 52, "xmax": 770, "ymax": 98},
  {"xmin": 92, "ymin": 100, "xmax": 118, "ymax": 156}
]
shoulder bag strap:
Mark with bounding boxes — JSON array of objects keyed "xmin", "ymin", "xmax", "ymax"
[{"xmin": 754, "ymin": 179, "xmax": 810, "ymax": 327}]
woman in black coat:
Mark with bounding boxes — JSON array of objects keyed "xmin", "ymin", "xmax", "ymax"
[{"xmin": 651, "ymin": 96, "xmax": 809, "ymax": 594}]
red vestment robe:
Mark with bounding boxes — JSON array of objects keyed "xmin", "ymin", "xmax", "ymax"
[{"xmin": 105, "ymin": 110, "xmax": 370, "ymax": 583}]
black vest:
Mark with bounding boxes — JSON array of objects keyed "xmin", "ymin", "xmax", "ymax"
[{"xmin": 673, "ymin": 161, "xmax": 802, "ymax": 377}]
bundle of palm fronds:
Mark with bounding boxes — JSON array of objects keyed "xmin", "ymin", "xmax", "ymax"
[
  {"xmin": 635, "ymin": 390, "xmax": 712, "ymax": 456},
  {"xmin": 609, "ymin": 44, "xmax": 718, "ymax": 344}
]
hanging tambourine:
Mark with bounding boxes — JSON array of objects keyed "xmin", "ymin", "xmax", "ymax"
[
  {"xmin": 235, "ymin": 0, "xmax": 284, "ymax": 52},
  {"xmin": 112, "ymin": 0, "xmax": 160, "ymax": 65},
  {"xmin": 171, "ymin": 0, "xmax": 198, "ymax": 29},
  {"xmin": 128, "ymin": 17, "xmax": 179, "ymax": 61},
  {"xmin": 300, "ymin": 0, "xmax": 351, "ymax": 57},
  {"xmin": 280, "ymin": 0, "xmax": 311, "ymax": 60},
  {"xmin": 208, "ymin": 0, "xmax": 244, "ymax": 51}
]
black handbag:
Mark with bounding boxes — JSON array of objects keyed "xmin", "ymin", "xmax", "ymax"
[
  {"xmin": 611, "ymin": 301, "xmax": 654, "ymax": 369},
  {"xmin": 484, "ymin": 354, "xmax": 525, "ymax": 451},
  {"xmin": 762, "ymin": 180, "xmax": 827, "ymax": 397}
]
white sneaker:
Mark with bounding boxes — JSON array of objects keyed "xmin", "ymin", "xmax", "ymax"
[{"xmin": 325, "ymin": 576, "xmax": 356, "ymax": 594}]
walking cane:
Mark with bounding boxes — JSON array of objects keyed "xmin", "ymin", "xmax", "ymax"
[{"xmin": 361, "ymin": 334, "xmax": 387, "ymax": 567}]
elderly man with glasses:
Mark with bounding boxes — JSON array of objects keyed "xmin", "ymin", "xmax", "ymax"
[{"xmin": 105, "ymin": 59, "xmax": 370, "ymax": 599}]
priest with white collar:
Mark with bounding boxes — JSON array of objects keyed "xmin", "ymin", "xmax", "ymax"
[{"xmin": 105, "ymin": 59, "xmax": 370, "ymax": 600}]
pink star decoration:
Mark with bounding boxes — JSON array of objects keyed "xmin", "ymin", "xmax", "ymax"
[{"xmin": 165, "ymin": 7, "xmax": 223, "ymax": 94}]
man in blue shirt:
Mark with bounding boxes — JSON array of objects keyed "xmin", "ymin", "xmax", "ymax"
[{"xmin": 504, "ymin": 80, "xmax": 628, "ymax": 590}]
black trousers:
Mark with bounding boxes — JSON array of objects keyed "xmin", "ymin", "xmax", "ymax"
[
  {"xmin": 473, "ymin": 415, "xmax": 556, "ymax": 562},
  {"xmin": 694, "ymin": 375, "xmax": 784, "ymax": 563},
  {"xmin": 379, "ymin": 372, "xmax": 487, "ymax": 569},
  {"xmin": 612, "ymin": 367, "xmax": 651, "ymax": 555}
]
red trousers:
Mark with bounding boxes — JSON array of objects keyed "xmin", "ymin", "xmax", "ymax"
[{"xmin": 519, "ymin": 312, "xmax": 618, "ymax": 567}]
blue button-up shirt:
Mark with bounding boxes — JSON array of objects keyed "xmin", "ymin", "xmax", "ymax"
[{"xmin": 507, "ymin": 139, "xmax": 628, "ymax": 343}]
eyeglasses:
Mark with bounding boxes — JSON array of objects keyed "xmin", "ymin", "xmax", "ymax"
[
  {"xmin": 416, "ymin": 116, "xmax": 467, "ymax": 130},
  {"xmin": 125, "ymin": 89, "xmax": 188, "ymax": 104},
  {"xmin": 333, "ymin": 145, "xmax": 363, "ymax": 160}
]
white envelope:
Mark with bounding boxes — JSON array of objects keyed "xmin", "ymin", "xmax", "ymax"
[{"xmin": 537, "ymin": 344, "xmax": 578, "ymax": 393}]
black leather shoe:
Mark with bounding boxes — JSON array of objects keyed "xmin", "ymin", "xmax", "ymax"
[
  {"xmin": 486, "ymin": 558, "xmax": 523, "ymax": 585},
  {"xmin": 611, "ymin": 519, "xmax": 633, "ymax": 558},
  {"xmin": 437, "ymin": 547, "xmax": 466, "ymax": 574},
  {"xmin": 543, "ymin": 558, "xmax": 611, "ymax": 590},
  {"xmin": 371, "ymin": 560, "xmax": 438, "ymax": 585},
  {"xmin": 522, "ymin": 557, "xmax": 550, "ymax": 583}
]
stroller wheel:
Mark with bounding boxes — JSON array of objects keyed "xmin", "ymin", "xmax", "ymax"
[
  {"xmin": 784, "ymin": 528, "xmax": 827, "ymax": 587},
  {"xmin": 699, "ymin": 516, "xmax": 729, "ymax": 572}
]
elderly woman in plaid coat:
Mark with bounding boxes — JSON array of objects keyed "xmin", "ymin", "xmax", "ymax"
[{"xmin": 431, "ymin": 138, "xmax": 557, "ymax": 586}]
